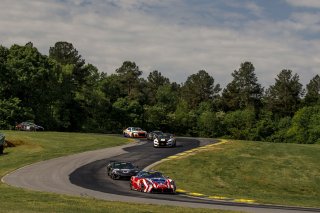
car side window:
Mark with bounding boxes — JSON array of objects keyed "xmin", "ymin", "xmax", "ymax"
[{"xmin": 128, "ymin": 128, "xmax": 131, "ymax": 132}]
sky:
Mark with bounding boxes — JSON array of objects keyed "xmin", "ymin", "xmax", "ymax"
[{"xmin": 1, "ymin": 0, "xmax": 320, "ymax": 88}]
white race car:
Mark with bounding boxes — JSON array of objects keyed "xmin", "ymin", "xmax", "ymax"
[{"xmin": 154, "ymin": 133, "xmax": 176, "ymax": 147}]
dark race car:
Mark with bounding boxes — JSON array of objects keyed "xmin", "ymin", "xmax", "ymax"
[
  {"xmin": 15, "ymin": 121, "xmax": 44, "ymax": 131},
  {"xmin": 130, "ymin": 170, "xmax": 176, "ymax": 193},
  {"xmin": 146, "ymin": 130, "xmax": 163, "ymax": 141},
  {"xmin": 153, "ymin": 133, "xmax": 176, "ymax": 147},
  {"xmin": 107, "ymin": 161, "xmax": 140, "ymax": 180}
]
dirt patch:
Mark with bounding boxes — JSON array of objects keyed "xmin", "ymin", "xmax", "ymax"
[{"xmin": 5, "ymin": 139, "xmax": 29, "ymax": 147}]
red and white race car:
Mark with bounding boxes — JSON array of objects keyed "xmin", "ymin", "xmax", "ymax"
[
  {"xmin": 123, "ymin": 127, "xmax": 147, "ymax": 138},
  {"xmin": 130, "ymin": 170, "xmax": 176, "ymax": 193}
]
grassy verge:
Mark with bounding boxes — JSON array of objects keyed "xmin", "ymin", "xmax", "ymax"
[
  {"xmin": 154, "ymin": 140, "xmax": 320, "ymax": 208},
  {"xmin": 0, "ymin": 131, "xmax": 237, "ymax": 213}
]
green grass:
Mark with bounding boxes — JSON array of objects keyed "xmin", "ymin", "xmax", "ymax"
[
  {"xmin": 154, "ymin": 140, "xmax": 320, "ymax": 208},
  {"xmin": 0, "ymin": 131, "xmax": 237, "ymax": 213}
]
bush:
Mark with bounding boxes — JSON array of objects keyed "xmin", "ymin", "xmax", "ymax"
[{"xmin": 286, "ymin": 106, "xmax": 320, "ymax": 144}]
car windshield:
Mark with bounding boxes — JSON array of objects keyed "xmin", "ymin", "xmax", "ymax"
[
  {"xmin": 132, "ymin": 127, "xmax": 142, "ymax": 131},
  {"xmin": 114, "ymin": 162, "xmax": 134, "ymax": 169},
  {"xmin": 159, "ymin": 133, "xmax": 172, "ymax": 138},
  {"xmin": 138, "ymin": 171, "xmax": 164, "ymax": 178},
  {"xmin": 154, "ymin": 131, "xmax": 163, "ymax": 135}
]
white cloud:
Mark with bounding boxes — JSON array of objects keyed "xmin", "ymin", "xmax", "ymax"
[
  {"xmin": 285, "ymin": 0, "xmax": 320, "ymax": 8},
  {"xmin": 0, "ymin": 0, "xmax": 319, "ymax": 88}
]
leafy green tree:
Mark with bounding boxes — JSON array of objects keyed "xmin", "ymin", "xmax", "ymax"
[
  {"xmin": 222, "ymin": 62, "xmax": 263, "ymax": 111},
  {"xmin": 146, "ymin": 70, "xmax": 170, "ymax": 105},
  {"xmin": 172, "ymin": 100, "xmax": 197, "ymax": 135},
  {"xmin": 265, "ymin": 70, "xmax": 303, "ymax": 118},
  {"xmin": 112, "ymin": 97, "xmax": 144, "ymax": 129},
  {"xmin": 156, "ymin": 84, "xmax": 178, "ymax": 110},
  {"xmin": 267, "ymin": 117, "xmax": 292, "ymax": 143},
  {"xmin": 144, "ymin": 84, "xmax": 178, "ymax": 131},
  {"xmin": 49, "ymin": 41, "xmax": 96, "ymax": 131},
  {"xmin": 286, "ymin": 106, "xmax": 320, "ymax": 144},
  {"xmin": 0, "ymin": 45, "xmax": 10, "ymax": 97},
  {"xmin": 251, "ymin": 110, "xmax": 275, "ymax": 141},
  {"xmin": 147, "ymin": 70, "xmax": 170, "ymax": 91},
  {"xmin": 0, "ymin": 98, "xmax": 32, "ymax": 129},
  {"xmin": 304, "ymin": 75, "xmax": 320, "ymax": 106},
  {"xmin": 102, "ymin": 74, "xmax": 124, "ymax": 102},
  {"xmin": 5, "ymin": 43, "xmax": 60, "ymax": 128},
  {"xmin": 49, "ymin": 41, "xmax": 85, "ymax": 67},
  {"xmin": 74, "ymin": 64, "xmax": 109, "ymax": 132},
  {"xmin": 181, "ymin": 70, "xmax": 220, "ymax": 109},
  {"xmin": 144, "ymin": 105, "xmax": 167, "ymax": 130},
  {"xmin": 197, "ymin": 110, "xmax": 225, "ymax": 137},
  {"xmin": 115, "ymin": 61, "xmax": 142, "ymax": 98},
  {"xmin": 223, "ymin": 108, "xmax": 256, "ymax": 140}
]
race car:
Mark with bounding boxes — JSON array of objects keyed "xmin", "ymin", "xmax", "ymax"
[
  {"xmin": 123, "ymin": 127, "xmax": 147, "ymax": 138},
  {"xmin": 107, "ymin": 161, "xmax": 140, "ymax": 180},
  {"xmin": 130, "ymin": 170, "xmax": 176, "ymax": 193},
  {"xmin": 146, "ymin": 130, "xmax": 163, "ymax": 141},
  {"xmin": 154, "ymin": 133, "xmax": 176, "ymax": 147}
]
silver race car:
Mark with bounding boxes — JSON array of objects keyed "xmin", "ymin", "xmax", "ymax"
[{"xmin": 153, "ymin": 133, "xmax": 176, "ymax": 147}]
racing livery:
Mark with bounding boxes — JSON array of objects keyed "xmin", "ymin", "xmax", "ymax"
[
  {"xmin": 130, "ymin": 170, "xmax": 176, "ymax": 193},
  {"xmin": 123, "ymin": 127, "xmax": 147, "ymax": 138},
  {"xmin": 154, "ymin": 133, "xmax": 176, "ymax": 147}
]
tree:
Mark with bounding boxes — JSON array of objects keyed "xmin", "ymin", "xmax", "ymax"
[
  {"xmin": 49, "ymin": 41, "xmax": 90, "ymax": 131},
  {"xmin": 197, "ymin": 110, "xmax": 225, "ymax": 137},
  {"xmin": 181, "ymin": 70, "xmax": 220, "ymax": 109},
  {"xmin": 172, "ymin": 100, "xmax": 197, "ymax": 135},
  {"xmin": 5, "ymin": 43, "xmax": 60, "ymax": 128},
  {"xmin": 286, "ymin": 106, "xmax": 320, "ymax": 144},
  {"xmin": 147, "ymin": 70, "xmax": 170, "ymax": 91},
  {"xmin": 146, "ymin": 70, "xmax": 170, "ymax": 105},
  {"xmin": 223, "ymin": 108, "xmax": 256, "ymax": 140},
  {"xmin": 265, "ymin": 70, "xmax": 303, "ymax": 118},
  {"xmin": 115, "ymin": 61, "xmax": 142, "ymax": 98},
  {"xmin": 0, "ymin": 45, "xmax": 10, "ymax": 97},
  {"xmin": 222, "ymin": 62, "xmax": 263, "ymax": 111},
  {"xmin": 304, "ymin": 75, "xmax": 320, "ymax": 106},
  {"xmin": 0, "ymin": 98, "xmax": 30, "ymax": 129},
  {"xmin": 49, "ymin": 41, "xmax": 85, "ymax": 67}
]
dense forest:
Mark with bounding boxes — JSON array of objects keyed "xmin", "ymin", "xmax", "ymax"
[{"xmin": 0, "ymin": 42, "xmax": 319, "ymax": 144}]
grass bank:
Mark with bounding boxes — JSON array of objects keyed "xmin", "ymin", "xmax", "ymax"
[
  {"xmin": 154, "ymin": 140, "xmax": 320, "ymax": 208},
  {"xmin": 0, "ymin": 131, "xmax": 237, "ymax": 213}
]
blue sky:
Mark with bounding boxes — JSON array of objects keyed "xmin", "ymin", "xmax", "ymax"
[{"xmin": 1, "ymin": 0, "xmax": 320, "ymax": 87}]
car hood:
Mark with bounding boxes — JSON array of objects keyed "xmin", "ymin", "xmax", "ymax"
[{"xmin": 157, "ymin": 136, "xmax": 172, "ymax": 140}]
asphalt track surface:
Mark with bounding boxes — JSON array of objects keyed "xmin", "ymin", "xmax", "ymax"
[{"xmin": 3, "ymin": 137, "xmax": 320, "ymax": 213}]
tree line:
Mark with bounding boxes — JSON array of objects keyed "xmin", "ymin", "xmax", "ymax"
[{"xmin": 0, "ymin": 42, "xmax": 319, "ymax": 144}]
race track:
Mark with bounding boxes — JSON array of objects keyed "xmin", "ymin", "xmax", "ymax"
[{"xmin": 2, "ymin": 137, "xmax": 320, "ymax": 213}]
